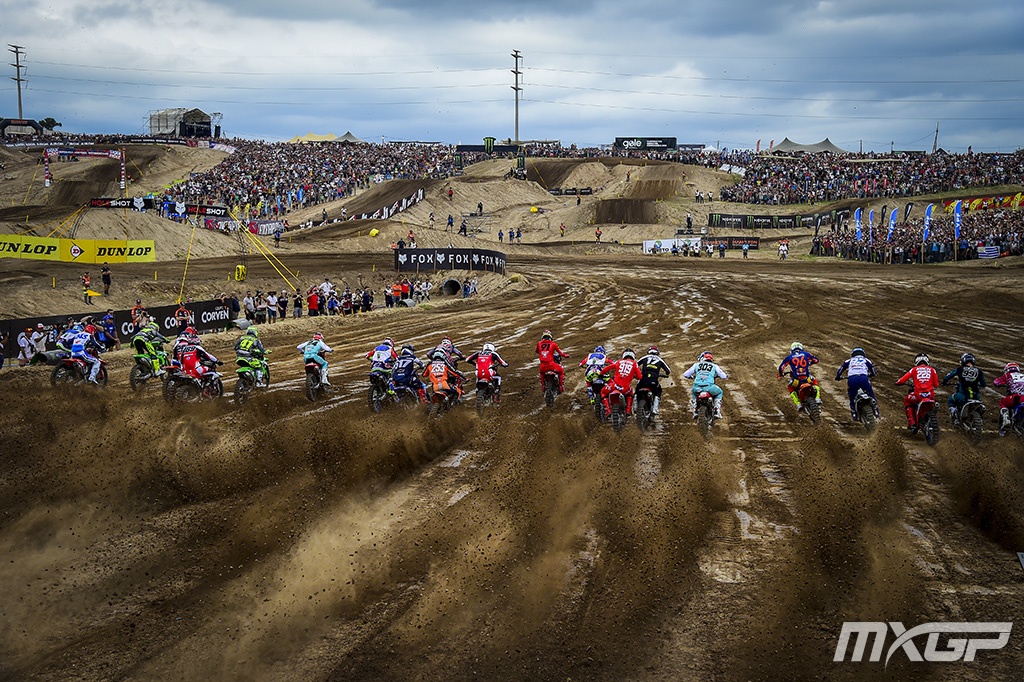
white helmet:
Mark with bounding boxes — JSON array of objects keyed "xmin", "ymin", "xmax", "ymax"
[{"xmin": 483, "ymin": 343, "xmax": 495, "ymax": 353}]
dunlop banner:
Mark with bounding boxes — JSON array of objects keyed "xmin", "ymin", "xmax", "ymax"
[{"xmin": 0, "ymin": 234, "xmax": 155, "ymax": 263}]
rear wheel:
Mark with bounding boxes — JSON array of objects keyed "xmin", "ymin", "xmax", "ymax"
[
  {"xmin": 369, "ymin": 384, "xmax": 385, "ymax": 412},
  {"xmin": 925, "ymin": 413, "xmax": 940, "ymax": 445},
  {"xmin": 806, "ymin": 398, "xmax": 821, "ymax": 424},
  {"xmin": 594, "ymin": 399, "xmax": 605, "ymax": 423},
  {"xmin": 969, "ymin": 410, "xmax": 984, "ymax": 445},
  {"xmin": 858, "ymin": 402, "xmax": 877, "ymax": 433},
  {"xmin": 177, "ymin": 382, "xmax": 201, "ymax": 403},
  {"xmin": 636, "ymin": 396, "xmax": 653, "ymax": 432},
  {"xmin": 129, "ymin": 364, "xmax": 148, "ymax": 391},
  {"xmin": 163, "ymin": 377, "xmax": 179, "ymax": 403},
  {"xmin": 96, "ymin": 366, "xmax": 109, "ymax": 387},
  {"xmin": 51, "ymin": 364, "xmax": 72, "ymax": 387},
  {"xmin": 698, "ymin": 405, "xmax": 712, "ymax": 440},
  {"xmin": 306, "ymin": 373, "xmax": 319, "ymax": 402},
  {"xmin": 544, "ymin": 377, "xmax": 557, "ymax": 408},
  {"xmin": 476, "ymin": 384, "xmax": 491, "ymax": 416},
  {"xmin": 611, "ymin": 402, "xmax": 624, "ymax": 434},
  {"xmin": 235, "ymin": 374, "xmax": 254, "ymax": 405}
]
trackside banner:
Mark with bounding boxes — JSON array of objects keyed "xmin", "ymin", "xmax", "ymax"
[
  {"xmin": 1, "ymin": 297, "xmax": 232, "ymax": 359},
  {"xmin": 708, "ymin": 211, "xmax": 835, "ymax": 229},
  {"xmin": 0, "ymin": 235, "xmax": 155, "ymax": 263},
  {"xmin": 394, "ymin": 248, "xmax": 506, "ymax": 274}
]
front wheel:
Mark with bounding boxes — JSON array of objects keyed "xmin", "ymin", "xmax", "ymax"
[{"xmin": 129, "ymin": 364, "xmax": 148, "ymax": 391}]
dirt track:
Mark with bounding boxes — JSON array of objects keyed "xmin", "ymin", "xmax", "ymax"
[{"xmin": 2, "ymin": 252, "xmax": 1023, "ymax": 681}]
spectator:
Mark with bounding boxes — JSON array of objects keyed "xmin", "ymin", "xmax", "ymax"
[
  {"xmin": 242, "ymin": 291, "xmax": 255, "ymax": 322},
  {"xmin": 17, "ymin": 327, "xmax": 32, "ymax": 366},
  {"xmin": 81, "ymin": 272, "xmax": 93, "ymax": 305},
  {"xmin": 266, "ymin": 290, "xmax": 278, "ymax": 323},
  {"xmin": 292, "ymin": 290, "xmax": 302, "ymax": 317},
  {"xmin": 101, "ymin": 263, "xmax": 112, "ymax": 295},
  {"xmin": 131, "ymin": 299, "xmax": 147, "ymax": 327},
  {"xmin": 30, "ymin": 323, "xmax": 48, "ymax": 354},
  {"xmin": 175, "ymin": 300, "xmax": 191, "ymax": 330}
]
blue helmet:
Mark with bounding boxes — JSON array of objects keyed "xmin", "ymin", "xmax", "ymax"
[
  {"xmin": 594, "ymin": 345, "xmax": 605, "ymax": 354},
  {"xmin": 851, "ymin": 347, "xmax": 865, "ymax": 357}
]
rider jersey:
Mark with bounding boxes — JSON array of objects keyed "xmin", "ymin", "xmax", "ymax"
[
  {"xmin": 580, "ymin": 352, "xmax": 607, "ymax": 374},
  {"xmin": 367, "ymin": 344, "xmax": 398, "ymax": 370},
  {"xmin": 601, "ymin": 358, "xmax": 643, "ymax": 390},
  {"xmin": 466, "ymin": 350, "xmax": 508, "ymax": 381},
  {"xmin": 778, "ymin": 350, "xmax": 819, "ymax": 380},
  {"xmin": 298, "ymin": 339, "xmax": 333, "ymax": 359},
  {"xmin": 392, "ymin": 355, "xmax": 424, "ymax": 383},
  {"xmin": 943, "ymin": 365, "xmax": 986, "ymax": 398},
  {"xmin": 235, "ymin": 335, "xmax": 264, "ymax": 358},
  {"xmin": 637, "ymin": 355, "xmax": 671, "ymax": 384},
  {"xmin": 835, "ymin": 356, "xmax": 876, "ymax": 380},
  {"xmin": 994, "ymin": 370, "xmax": 1024, "ymax": 396},
  {"xmin": 683, "ymin": 360, "xmax": 728, "ymax": 387},
  {"xmin": 70, "ymin": 330, "xmax": 95, "ymax": 354},
  {"xmin": 424, "ymin": 360, "xmax": 462, "ymax": 391},
  {"xmin": 897, "ymin": 365, "xmax": 940, "ymax": 396},
  {"xmin": 536, "ymin": 340, "xmax": 566, "ymax": 365}
]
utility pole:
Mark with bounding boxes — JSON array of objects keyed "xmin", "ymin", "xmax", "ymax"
[
  {"xmin": 932, "ymin": 122, "xmax": 939, "ymax": 154},
  {"xmin": 8, "ymin": 44, "xmax": 26, "ymax": 119},
  {"xmin": 511, "ymin": 50, "xmax": 523, "ymax": 145}
]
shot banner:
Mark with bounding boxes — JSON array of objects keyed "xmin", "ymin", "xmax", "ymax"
[
  {"xmin": 708, "ymin": 211, "xmax": 833, "ymax": 229},
  {"xmin": 614, "ymin": 137, "xmax": 677, "ymax": 151},
  {"xmin": 394, "ymin": 248, "xmax": 506, "ymax": 275},
  {"xmin": 0, "ymin": 235, "xmax": 155, "ymax": 263},
  {"xmin": 90, "ymin": 197, "xmax": 157, "ymax": 210},
  {"xmin": 1, "ymin": 297, "xmax": 232, "ymax": 360}
]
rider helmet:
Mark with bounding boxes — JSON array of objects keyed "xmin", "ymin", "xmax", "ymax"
[
  {"xmin": 312, "ymin": 332, "xmax": 324, "ymax": 341},
  {"xmin": 1005, "ymin": 362, "xmax": 1021, "ymax": 374},
  {"xmin": 246, "ymin": 327, "xmax": 259, "ymax": 338},
  {"xmin": 185, "ymin": 326, "xmax": 198, "ymax": 337},
  {"xmin": 401, "ymin": 344, "xmax": 415, "ymax": 357},
  {"xmin": 960, "ymin": 352, "xmax": 975, "ymax": 366},
  {"xmin": 594, "ymin": 345, "xmax": 605, "ymax": 354},
  {"xmin": 622, "ymin": 348, "xmax": 635, "ymax": 360},
  {"xmin": 84, "ymin": 324, "xmax": 97, "ymax": 335},
  {"xmin": 915, "ymin": 353, "xmax": 930, "ymax": 366},
  {"xmin": 851, "ymin": 347, "xmax": 865, "ymax": 357},
  {"xmin": 483, "ymin": 342, "xmax": 495, "ymax": 353},
  {"xmin": 790, "ymin": 342, "xmax": 803, "ymax": 352},
  {"xmin": 648, "ymin": 345, "xmax": 660, "ymax": 356},
  {"xmin": 702, "ymin": 351, "xmax": 714, "ymax": 361},
  {"xmin": 432, "ymin": 350, "xmax": 446, "ymax": 361},
  {"xmin": 146, "ymin": 320, "xmax": 160, "ymax": 333},
  {"xmin": 383, "ymin": 337, "xmax": 394, "ymax": 347},
  {"xmin": 541, "ymin": 329, "xmax": 553, "ymax": 340}
]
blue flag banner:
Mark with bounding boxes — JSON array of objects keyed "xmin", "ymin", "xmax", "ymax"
[
  {"xmin": 854, "ymin": 207, "xmax": 863, "ymax": 242},
  {"xmin": 954, "ymin": 200, "xmax": 963, "ymax": 239},
  {"xmin": 868, "ymin": 209, "xmax": 875, "ymax": 243},
  {"xmin": 887, "ymin": 208, "xmax": 898, "ymax": 242},
  {"xmin": 923, "ymin": 203, "xmax": 934, "ymax": 241}
]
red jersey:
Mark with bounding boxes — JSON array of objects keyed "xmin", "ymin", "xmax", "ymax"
[
  {"xmin": 467, "ymin": 350, "xmax": 507, "ymax": 381},
  {"xmin": 896, "ymin": 365, "xmax": 940, "ymax": 396},
  {"xmin": 536, "ymin": 340, "xmax": 567, "ymax": 365},
  {"xmin": 601, "ymin": 358, "xmax": 643, "ymax": 390}
]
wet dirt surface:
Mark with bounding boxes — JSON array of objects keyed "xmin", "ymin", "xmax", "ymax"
[{"xmin": 2, "ymin": 253, "xmax": 1024, "ymax": 681}]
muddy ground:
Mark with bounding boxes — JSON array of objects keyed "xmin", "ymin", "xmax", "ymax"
[{"xmin": 2, "ymin": 251, "xmax": 1023, "ymax": 681}]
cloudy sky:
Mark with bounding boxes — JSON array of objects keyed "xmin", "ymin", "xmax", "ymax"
[{"xmin": 4, "ymin": 0, "xmax": 1023, "ymax": 152}]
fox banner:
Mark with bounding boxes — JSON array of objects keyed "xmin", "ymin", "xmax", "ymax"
[
  {"xmin": 394, "ymin": 248, "xmax": 506, "ymax": 275},
  {"xmin": 0, "ymin": 235, "xmax": 156, "ymax": 263}
]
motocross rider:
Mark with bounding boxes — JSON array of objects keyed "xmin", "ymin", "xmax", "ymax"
[
  {"xmin": 298, "ymin": 332, "xmax": 334, "ymax": 388},
  {"xmin": 466, "ymin": 342, "xmax": 510, "ymax": 403},
  {"xmin": 895, "ymin": 353, "xmax": 940, "ymax": 433},
  {"xmin": 70, "ymin": 322, "xmax": 103, "ymax": 384},
  {"xmin": 777, "ymin": 341, "xmax": 822, "ymax": 410},
  {"xmin": 390, "ymin": 344, "xmax": 428, "ymax": 403},
  {"xmin": 600, "ymin": 348, "xmax": 643, "ymax": 418},
  {"xmin": 636, "ymin": 345, "xmax": 671, "ymax": 416},
  {"xmin": 993, "ymin": 361, "xmax": 1024, "ymax": 436},
  {"xmin": 942, "ymin": 353, "xmax": 987, "ymax": 427},
  {"xmin": 176, "ymin": 332, "xmax": 221, "ymax": 380},
  {"xmin": 429, "ymin": 335, "xmax": 466, "ymax": 393},
  {"xmin": 834, "ymin": 347, "xmax": 879, "ymax": 421},
  {"xmin": 682, "ymin": 350, "xmax": 728, "ymax": 419},
  {"xmin": 536, "ymin": 330, "xmax": 570, "ymax": 393},
  {"xmin": 132, "ymin": 320, "xmax": 169, "ymax": 376},
  {"xmin": 366, "ymin": 337, "xmax": 399, "ymax": 391},
  {"xmin": 234, "ymin": 327, "xmax": 267, "ymax": 385},
  {"xmin": 424, "ymin": 349, "xmax": 466, "ymax": 402},
  {"xmin": 579, "ymin": 345, "xmax": 609, "ymax": 404}
]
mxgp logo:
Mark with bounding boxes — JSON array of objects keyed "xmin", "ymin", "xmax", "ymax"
[{"xmin": 835, "ymin": 622, "xmax": 1011, "ymax": 666}]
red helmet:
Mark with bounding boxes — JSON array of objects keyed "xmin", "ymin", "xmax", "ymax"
[
  {"xmin": 648, "ymin": 345, "xmax": 659, "ymax": 356},
  {"xmin": 1005, "ymin": 362, "xmax": 1021, "ymax": 374},
  {"xmin": 185, "ymin": 326, "xmax": 198, "ymax": 336},
  {"xmin": 313, "ymin": 332, "xmax": 324, "ymax": 341},
  {"xmin": 84, "ymin": 324, "xmax": 97, "ymax": 334},
  {"xmin": 703, "ymin": 351, "xmax": 714, "ymax": 361}
]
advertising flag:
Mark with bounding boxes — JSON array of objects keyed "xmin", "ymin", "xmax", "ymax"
[
  {"xmin": 904, "ymin": 202, "xmax": 914, "ymax": 223},
  {"xmin": 953, "ymin": 200, "xmax": 963, "ymax": 239},
  {"xmin": 887, "ymin": 208, "xmax": 898, "ymax": 242},
  {"xmin": 868, "ymin": 209, "xmax": 875, "ymax": 243},
  {"xmin": 854, "ymin": 207, "xmax": 863, "ymax": 241},
  {"xmin": 923, "ymin": 203, "xmax": 934, "ymax": 241}
]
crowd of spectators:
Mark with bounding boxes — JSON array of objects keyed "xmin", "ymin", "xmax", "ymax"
[
  {"xmin": 810, "ymin": 205, "xmax": 1023, "ymax": 264},
  {"xmin": 719, "ymin": 150, "xmax": 1024, "ymax": 206}
]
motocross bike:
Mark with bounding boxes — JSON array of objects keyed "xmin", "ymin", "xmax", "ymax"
[
  {"xmin": 951, "ymin": 398, "xmax": 985, "ymax": 445},
  {"xmin": 51, "ymin": 355, "xmax": 108, "ymax": 387},
  {"xmin": 304, "ymin": 352, "xmax": 331, "ymax": 403},
  {"xmin": 234, "ymin": 351, "xmax": 270, "ymax": 405},
  {"xmin": 543, "ymin": 369, "xmax": 561, "ymax": 408},
  {"xmin": 585, "ymin": 370, "xmax": 607, "ymax": 423},
  {"xmin": 634, "ymin": 386, "xmax": 655, "ymax": 432},
  {"xmin": 694, "ymin": 389, "xmax": 718, "ymax": 440},
  {"xmin": 1005, "ymin": 403, "xmax": 1024, "ymax": 438},
  {"xmin": 909, "ymin": 394, "xmax": 940, "ymax": 446},
  {"xmin": 171, "ymin": 360, "xmax": 224, "ymax": 402},
  {"xmin": 853, "ymin": 388, "xmax": 878, "ymax": 433},
  {"xmin": 129, "ymin": 343, "xmax": 168, "ymax": 392},
  {"xmin": 475, "ymin": 378, "xmax": 499, "ymax": 416},
  {"xmin": 368, "ymin": 368, "xmax": 392, "ymax": 412},
  {"xmin": 605, "ymin": 385, "xmax": 630, "ymax": 434},
  {"xmin": 790, "ymin": 376, "xmax": 821, "ymax": 424},
  {"xmin": 427, "ymin": 387, "xmax": 458, "ymax": 419}
]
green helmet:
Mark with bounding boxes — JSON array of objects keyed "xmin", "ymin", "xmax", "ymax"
[
  {"xmin": 146, "ymin": 321, "xmax": 160, "ymax": 332},
  {"xmin": 246, "ymin": 326, "xmax": 259, "ymax": 338}
]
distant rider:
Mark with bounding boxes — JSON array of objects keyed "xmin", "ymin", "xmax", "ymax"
[
  {"xmin": 777, "ymin": 341, "xmax": 821, "ymax": 410},
  {"xmin": 600, "ymin": 348, "xmax": 643, "ymax": 418},
  {"xmin": 466, "ymin": 342, "xmax": 509, "ymax": 403},
  {"xmin": 390, "ymin": 344, "xmax": 429, "ymax": 403},
  {"xmin": 132, "ymin": 320, "xmax": 169, "ymax": 376},
  {"xmin": 366, "ymin": 337, "xmax": 399, "ymax": 391},
  {"xmin": 682, "ymin": 350, "xmax": 728, "ymax": 419},
  {"xmin": 234, "ymin": 326, "xmax": 267, "ymax": 386},
  {"xmin": 70, "ymin": 322, "xmax": 103, "ymax": 384},
  {"xmin": 942, "ymin": 352, "xmax": 986, "ymax": 427},
  {"xmin": 895, "ymin": 353, "xmax": 940, "ymax": 433},
  {"xmin": 993, "ymin": 361, "xmax": 1024, "ymax": 436},
  {"xmin": 298, "ymin": 332, "xmax": 333, "ymax": 388},
  {"xmin": 579, "ymin": 345, "xmax": 610, "ymax": 404},
  {"xmin": 536, "ymin": 330, "xmax": 569, "ymax": 394},
  {"xmin": 834, "ymin": 347, "xmax": 879, "ymax": 421},
  {"xmin": 429, "ymin": 335, "xmax": 466, "ymax": 393},
  {"xmin": 637, "ymin": 345, "xmax": 671, "ymax": 416}
]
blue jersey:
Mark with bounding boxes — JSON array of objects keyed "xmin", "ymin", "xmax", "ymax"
[
  {"xmin": 683, "ymin": 360, "xmax": 727, "ymax": 388},
  {"xmin": 835, "ymin": 356, "xmax": 876, "ymax": 381},
  {"xmin": 778, "ymin": 350, "xmax": 819, "ymax": 379}
]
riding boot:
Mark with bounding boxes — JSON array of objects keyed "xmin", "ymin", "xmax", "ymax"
[
  {"xmin": 652, "ymin": 396, "xmax": 661, "ymax": 415},
  {"xmin": 493, "ymin": 385, "xmax": 501, "ymax": 404},
  {"xmin": 872, "ymin": 398, "xmax": 880, "ymax": 418},
  {"xmin": 905, "ymin": 406, "xmax": 917, "ymax": 431},
  {"xmin": 417, "ymin": 387, "xmax": 428, "ymax": 404},
  {"xmin": 1000, "ymin": 407, "xmax": 1011, "ymax": 435},
  {"xmin": 948, "ymin": 406, "xmax": 959, "ymax": 425},
  {"xmin": 713, "ymin": 396, "xmax": 723, "ymax": 419},
  {"xmin": 689, "ymin": 396, "xmax": 697, "ymax": 418},
  {"xmin": 321, "ymin": 366, "xmax": 332, "ymax": 387}
]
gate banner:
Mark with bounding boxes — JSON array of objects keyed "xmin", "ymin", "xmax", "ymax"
[
  {"xmin": 1, "ymin": 298, "xmax": 232, "ymax": 359},
  {"xmin": 709, "ymin": 211, "xmax": 833, "ymax": 229},
  {"xmin": 0, "ymin": 235, "xmax": 156, "ymax": 263},
  {"xmin": 394, "ymin": 248, "xmax": 506, "ymax": 274},
  {"xmin": 644, "ymin": 237, "xmax": 760, "ymax": 254},
  {"xmin": 90, "ymin": 197, "xmax": 157, "ymax": 210}
]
